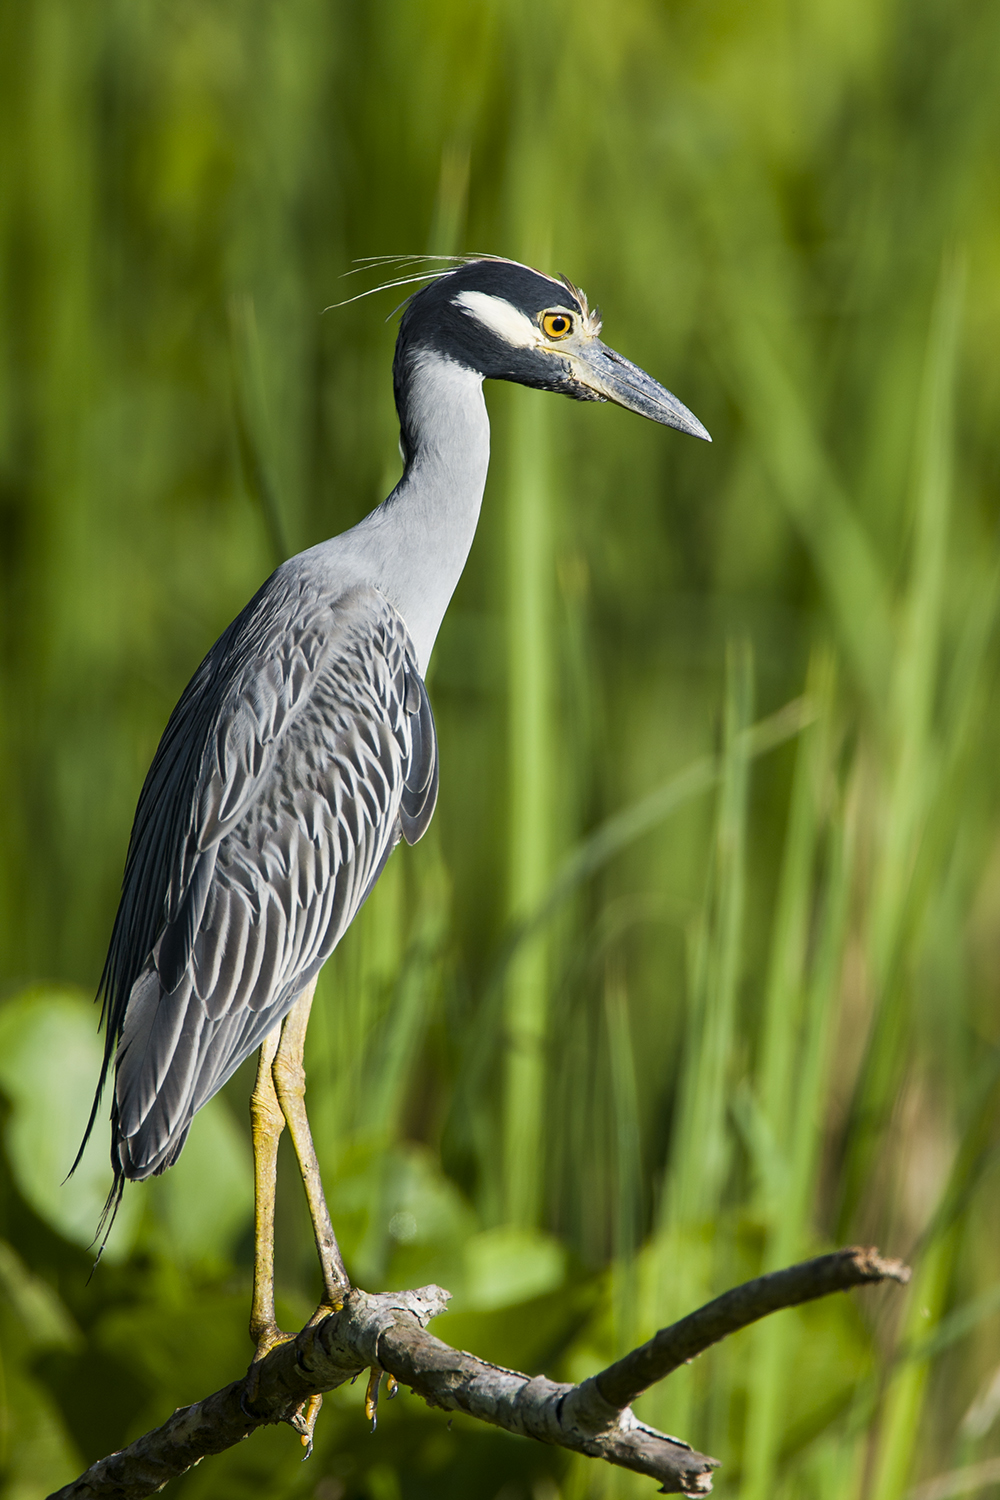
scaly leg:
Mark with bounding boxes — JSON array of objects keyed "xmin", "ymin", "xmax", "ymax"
[
  {"xmin": 248, "ymin": 1023, "xmax": 288, "ymax": 1363},
  {"xmin": 271, "ymin": 980, "xmax": 351, "ymax": 1312}
]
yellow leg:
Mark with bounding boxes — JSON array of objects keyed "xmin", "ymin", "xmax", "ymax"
[
  {"xmin": 248, "ymin": 1023, "xmax": 288, "ymax": 1361},
  {"xmin": 272, "ymin": 980, "xmax": 351, "ymax": 1309}
]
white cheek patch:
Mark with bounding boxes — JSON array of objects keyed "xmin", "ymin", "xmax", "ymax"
[{"xmin": 452, "ymin": 290, "xmax": 542, "ymax": 348}]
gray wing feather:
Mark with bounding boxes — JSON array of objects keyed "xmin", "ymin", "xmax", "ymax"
[
  {"xmin": 399, "ymin": 665, "xmax": 438, "ymax": 842},
  {"xmin": 92, "ymin": 577, "xmax": 437, "ymax": 1184}
]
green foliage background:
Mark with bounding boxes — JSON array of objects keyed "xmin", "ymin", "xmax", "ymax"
[{"xmin": 2, "ymin": 1, "xmax": 1000, "ymax": 1496}]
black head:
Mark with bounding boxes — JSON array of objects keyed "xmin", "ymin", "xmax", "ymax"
[
  {"xmin": 396, "ymin": 259, "xmax": 598, "ymax": 393},
  {"xmin": 393, "ymin": 256, "xmax": 710, "ymax": 445}
]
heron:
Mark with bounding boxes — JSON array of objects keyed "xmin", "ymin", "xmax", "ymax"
[{"xmin": 79, "ymin": 256, "xmax": 710, "ymax": 1400}]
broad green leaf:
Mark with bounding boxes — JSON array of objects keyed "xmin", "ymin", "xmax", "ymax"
[
  {"xmin": 0, "ymin": 985, "xmax": 251, "ymax": 1269},
  {"xmin": 0, "ymin": 986, "xmax": 142, "ymax": 1259},
  {"xmin": 147, "ymin": 1089, "xmax": 253, "ymax": 1266}
]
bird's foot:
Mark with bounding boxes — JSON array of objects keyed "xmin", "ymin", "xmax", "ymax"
[
  {"xmin": 364, "ymin": 1365, "xmax": 397, "ymax": 1430},
  {"xmin": 283, "ymin": 1301, "xmax": 349, "ymax": 1453},
  {"xmin": 251, "ymin": 1320, "xmax": 296, "ymax": 1364},
  {"xmin": 243, "ymin": 1324, "xmax": 325, "ymax": 1454},
  {"xmin": 242, "ymin": 1300, "xmax": 353, "ymax": 1450},
  {"xmin": 292, "ymin": 1301, "xmax": 344, "ymax": 1379},
  {"xmin": 243, "ymin": 1322, "xmax": 295, "ymax": 1406},
  {"xmin": 289, "ymin": 1392, "xmax": 323, "ymax": 1457},
  {"xmin": 317, "ymin": 1254, "xmax": 352, "ymax": 1315},
  {"xmin": 306, "ymin": 1291, "xmax": 347, "ymax": 1329}
]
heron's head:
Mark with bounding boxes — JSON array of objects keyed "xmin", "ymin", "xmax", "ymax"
[{"xmin": 396, "ymin": 257, "xmax": 710, "ymax": 442}]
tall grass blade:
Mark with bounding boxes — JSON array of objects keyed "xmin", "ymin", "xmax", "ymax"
[
  {"xmin": 724, "ymin": 315, "xmax": 893, "ymax": 706},
  {"xmin": 490, "ymin": 696, "xmax": 816, "ymax": 992},
  {"xmin": 604, "ymin": 959, "xmax": 643, "ymax": 1351},
  {"xmin": 502, "ymin": 374, "xmax": 554, "ymax": 1228},
  {"xmin": 743, "ymin": 657, "xmax": 855, "ymax": 1498},
  {"xmin": 838, "ymin": 255, "xmax": 965, "ymax": 1235},
  {"xmin": 636, "ymin": 645, "xmax": 754, "ymax": 1456},
  {"xmin": 227, "ymin": 293, "xmax": 290, "ymax": 564},
  {"xmin": 668, "ymin": 641, "xmax": 754, "ymax": 1227}
]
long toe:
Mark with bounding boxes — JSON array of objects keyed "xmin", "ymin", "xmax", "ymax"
[
  {"xmin": 244, "ymin": 1322, "xmax": 295, "ymax": 1406},
  {"xmin": 364, "ymin": 1366, "xmax": 383, "ymax": 1430},
  {"xmin": 305, "ymin": 1294, "xmax": 346, "ymax": 1331},
  {"xmin": 290, "ymin": 1392, "xmax": 323, "ymax": 1456}
]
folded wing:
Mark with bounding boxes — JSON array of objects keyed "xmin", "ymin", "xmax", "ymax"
[{"xmin": 88, "ymin": 579, "xmax": 437, "ymax": 1185}]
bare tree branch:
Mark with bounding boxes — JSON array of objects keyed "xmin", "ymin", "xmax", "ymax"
[
  {"xmin": 563, "ymin": 1246, "xmax": 911, "ymax": 1427},
  {"xmin": 47, "ymin": 1247, "xmax": 908, "ymax": 1500}
]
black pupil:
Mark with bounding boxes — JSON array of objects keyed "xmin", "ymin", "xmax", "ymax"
[{"xmin": 551, "ymin": 316, "xmax": 567, "ymax": 332}]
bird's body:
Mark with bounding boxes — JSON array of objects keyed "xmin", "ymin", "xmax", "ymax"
[
  {"xmin": 82, "ymin": 256, "xmax": 708, "ymax": 1389},
  {"xmin": 99, "ymin": 360, "xmax": 485, "ymax": 1184}
]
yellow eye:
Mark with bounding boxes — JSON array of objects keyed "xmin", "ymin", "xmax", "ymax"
[{"xmin": 541, "ymin": 311, "xmax": 574, "ymax": 340}]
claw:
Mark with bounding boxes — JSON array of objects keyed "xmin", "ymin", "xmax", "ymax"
[
  {"xmin": 364, "ymin": 1366, "xmax": 383, "ymax": 1430},
  {"xmin": 290, "ymin": 1391, "xmax": 323, "ymax": 1457},
  {"xmin": 386, "ymin": 1374, "xmax": 398, "ymax": 1400}
]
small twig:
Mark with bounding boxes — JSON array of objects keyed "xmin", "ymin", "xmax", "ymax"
[{"xmin": 47, "ymin": 1248, "xmax": 908, "ymax": 1500}]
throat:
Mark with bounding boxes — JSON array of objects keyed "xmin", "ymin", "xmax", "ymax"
[{"xmin": 352, "ymin": 352, "xmax": 491, "ymax": 671}]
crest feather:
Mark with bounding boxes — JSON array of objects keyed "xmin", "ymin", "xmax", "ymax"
[{"xmin": 326, "ymin": 254, "xmax": 601, "ymax": 334}]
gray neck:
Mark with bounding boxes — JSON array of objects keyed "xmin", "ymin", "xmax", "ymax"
[{"xmin": 331, "ymin": 353, "xmax": 490, "ymax": 674}]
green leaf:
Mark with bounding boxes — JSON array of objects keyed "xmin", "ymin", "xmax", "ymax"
[
  {"xmin": 0, "ymin": 987, "xmax": 142, "ymax": 1260},
  {"xmin": 146, "ymin": 1091, "xmax": 253, "ymax": 1267}
]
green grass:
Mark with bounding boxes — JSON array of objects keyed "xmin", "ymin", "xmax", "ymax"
[{"xmin": 3, "ymin": 2, "xmax": 1000, "ymax": 1497}]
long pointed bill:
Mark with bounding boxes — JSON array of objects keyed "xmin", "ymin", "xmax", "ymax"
[{"xmin": 569, "ymin": 340, "xmax": 711, "ymax": 441}]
